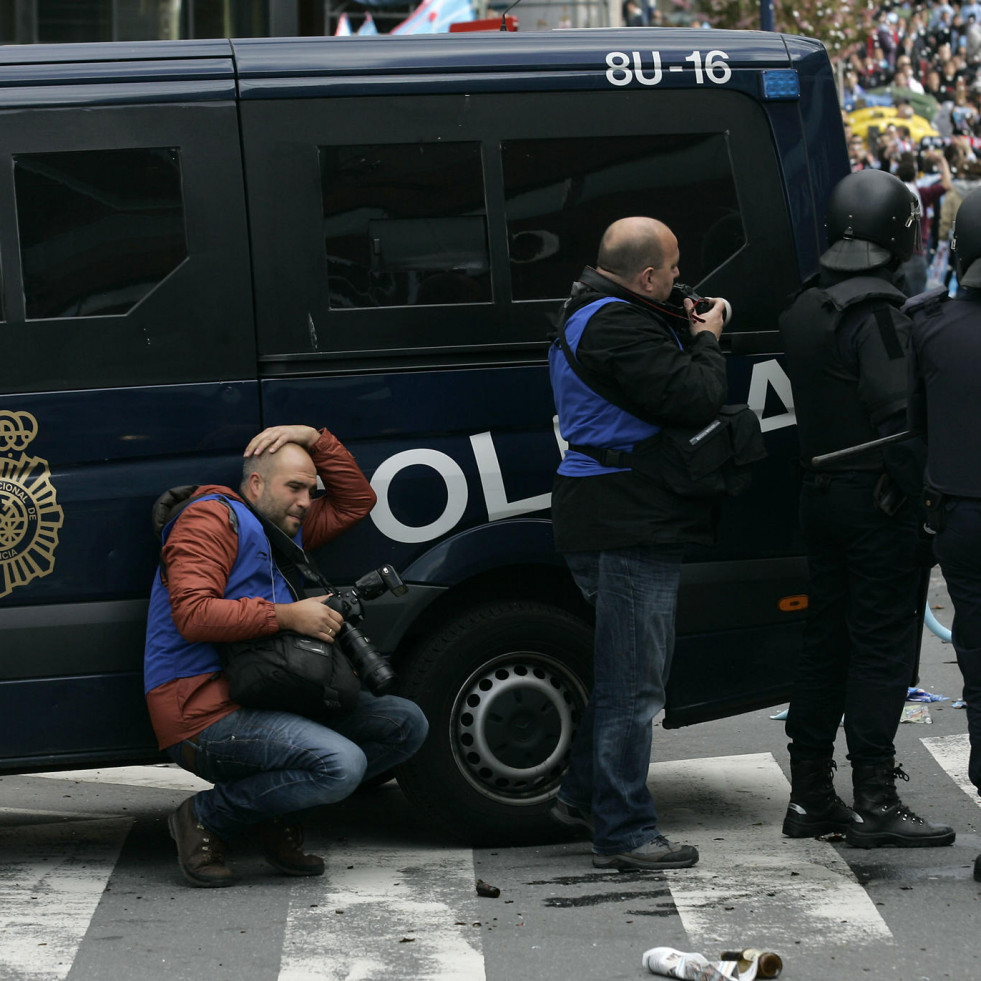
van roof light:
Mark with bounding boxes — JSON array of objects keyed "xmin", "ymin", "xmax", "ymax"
[{"xmin": 760, "ymin": 69, "xmax": 800, "ymax": 101}]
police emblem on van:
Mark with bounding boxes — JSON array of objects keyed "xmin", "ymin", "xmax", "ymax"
[{"xmin": 0, "ymin": 411, "xmax": 63, "ymax": 599}]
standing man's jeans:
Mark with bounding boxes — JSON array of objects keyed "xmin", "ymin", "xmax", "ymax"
[
  {"xmin": 559, "ymin": 544, "xmax": 684, "ymax": 855},
  {"xmin": 166, "ymin": 693, "xmax": 428, "ymax": 838},
  {"xmin": 934, "ymin": 498, "xmax": 981, "ymax": 794}
]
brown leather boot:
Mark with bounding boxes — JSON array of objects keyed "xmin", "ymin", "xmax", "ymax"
[
  {"xmin": 257, "ymin": 819, "xmax": 324, "ymax": 876},
  {"xmin": 167, "ymin": 797, "xmax": 234, "ymax": 887}
]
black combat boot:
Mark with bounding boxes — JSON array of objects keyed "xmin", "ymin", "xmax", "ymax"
[
  {"xmin": 783, "ymin": 758, "xmax": 856, "ymax": 838},
  {"xmin": 845, "ymin": 759, "xmax": 956, "ymax": 848}
]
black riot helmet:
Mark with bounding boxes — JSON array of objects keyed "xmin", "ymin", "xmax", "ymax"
[
  {"xmin": 822, "ymin": 170, "xmax": 922, "ymax": 272},
  {"xmin": 952, "ymin": 186, "xmax": 981, "ymax": 279}
]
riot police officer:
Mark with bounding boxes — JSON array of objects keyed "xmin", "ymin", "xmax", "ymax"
[
  {"xmin": 778, "ymin": 169, "xmax": 955, "ymax": 849},
  {"xmin": 906, "ymin": 186, "xmax": 981, "ymax": 879}
]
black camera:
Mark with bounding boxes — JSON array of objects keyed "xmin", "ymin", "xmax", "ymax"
[
  {"xmin": 323, "ymin": 565, "xmax": 407, "ymax": 695},
  {"xmin": 667, "ymin": 283, "xmax": 730, "ymax": 323},
  {"xmin": 670, "ymin": 283, "xmax": 713, "ymax": 316}
]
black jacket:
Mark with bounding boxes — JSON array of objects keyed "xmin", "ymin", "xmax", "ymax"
[
  {"xmin": 550, "ymin": 267, "xmax": 727, "ymax": 551},
  {"xmin": 907, "ymin": 285, "xmax": 981, "ymax": 497}
]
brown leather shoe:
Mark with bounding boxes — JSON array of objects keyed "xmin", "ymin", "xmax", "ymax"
[
  {"xmin": 167, "ymin": 797, "xmax": 234, "ymax": 888},
  {"xmin": 257, "ymin": 819, "xmax": 324, "ymax": 876}
]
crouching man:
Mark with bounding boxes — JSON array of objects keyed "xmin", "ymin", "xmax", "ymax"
[{"xmin": 144, "ymin": 424, "xmax": 428, "ymax": 887}]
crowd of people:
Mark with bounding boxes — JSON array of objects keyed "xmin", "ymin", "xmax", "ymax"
[{"xmin": 838, "ymin": 4, "xmax": 981, "ymax": 288}]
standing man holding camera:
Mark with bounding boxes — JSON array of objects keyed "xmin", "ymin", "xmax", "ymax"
[
  {"xmin": 548, "ymin": 216, "xmax": 730, "ymax": 871},
  {"xmin": 144, "ymin": 424, "xmax": 428, "ymax": 887},
  {"xmin": 778, "ymin": 170, "xmax": 954, "ymax": 848}
]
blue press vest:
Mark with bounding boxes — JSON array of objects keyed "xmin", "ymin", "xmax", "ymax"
[
  {"xmin": 143, "ymin": 495, "xmax": 295, "ymax": 693},
  {"xmin": 549, "ymin": 297, "xmax": 677, "ymax": 476}
]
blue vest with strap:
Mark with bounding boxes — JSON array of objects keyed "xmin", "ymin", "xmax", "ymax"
[
  {"xmin": 549, "ymin": 296, "xmax": 679, "ymax": 476},
  {"xmin": 143, "ymin": 494, "xmax": 296, "ymax": 693}
]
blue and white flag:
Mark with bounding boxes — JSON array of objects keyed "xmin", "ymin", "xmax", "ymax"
[
  {"xmin": 334, "ymin": 13, "xmax": 354, "ymax": 35},
  {"xmin": 358, "ymin": 13, "xmax": 379, "ymax": 34},
  {"xmin": 391, "ymin": 0, "xmax": 475, "ymax": 34}
]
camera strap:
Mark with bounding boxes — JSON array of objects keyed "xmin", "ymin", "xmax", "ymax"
[{"xmin": 237, "ymin": 497, "xmax": 334, "ymax": 598}]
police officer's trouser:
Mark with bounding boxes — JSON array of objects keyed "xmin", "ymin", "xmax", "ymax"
[
  {"xmin": 933, "ymin": 497, "xmax": 981, "ymax": 795},
  {"xmin": 786, "ymin": 471, "xmax": 919, "ymax": 765}
]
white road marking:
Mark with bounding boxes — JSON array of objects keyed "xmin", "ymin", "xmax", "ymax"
[
  {"xmin": 0, "ymin": 818, "xmax": 131, "ymax": 981},
  {"xmin": 278, "ymin": 843, "xmax": 486, "ymax": 981},
  {"xmin": 921, "ymin": 732, "xmax": 979, "ymax": 807},
  {"xmin": 651, "ymin": 753, "xmax": 893, "ymax": 949},
  {"xmin": 30, "ymin": 764, "xmax": 211, "ymax": 792}
]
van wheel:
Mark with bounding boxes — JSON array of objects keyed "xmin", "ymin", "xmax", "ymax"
[{"xmin": 394, "ymin": 600, "xmax": 593, "ymax": 845}]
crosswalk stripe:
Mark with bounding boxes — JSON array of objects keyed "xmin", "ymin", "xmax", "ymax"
[
  {"xmin": 921, "ymin": 732, "xmax": 978, "ymax": 808},
  {"xmin": 651, "ymin": 753, "xmax": 893, "ymax": 949},
  {"xmin": 19, "ymin": 744, "xmax": 976, "ymax": 979},
  {"xmin": 278, "ymin": 843, "xmax": 486, "ymax": 981},
  {"xmin": 0, "ymin": 818, "xmax": 131, "ymax": 981}
]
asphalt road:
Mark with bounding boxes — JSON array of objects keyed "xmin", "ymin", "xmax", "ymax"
[{"xmin": 1, "ymin": 570, "xmax": 978, "ymax": 981}]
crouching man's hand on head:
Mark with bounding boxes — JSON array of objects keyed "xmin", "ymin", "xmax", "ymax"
[
  {"xmin": 276, "ymin": 595, "xmax": 344, "ymax": 643},
  {"xmin": 244, "ymin": 425, "xmax": 321, "ymax": 457}
]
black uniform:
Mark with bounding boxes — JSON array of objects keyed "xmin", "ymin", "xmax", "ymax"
[
  {"xmin": 779, "ymin": 270, "xmax": 920, "ymax": 766},
  {"xmin": 907, "ymin": 285, "xmax": 981, "ymax": 794}
]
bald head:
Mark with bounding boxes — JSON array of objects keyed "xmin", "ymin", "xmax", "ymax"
[
  {"xmin": 596, "ymin": 217, "xmax": 679, "ymax": 301},
  {"xmin": 241, "ymin": 442, "xmax": 318, "ymax": 535}
]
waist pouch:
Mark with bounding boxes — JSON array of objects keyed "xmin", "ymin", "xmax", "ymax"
[
  {"xmin": 219, "ymin": 631, "xmax": 361, "ymax": 722},
  {"xmin": 571, "ymin": 405, "xmax": 766, "ymax": 499}
]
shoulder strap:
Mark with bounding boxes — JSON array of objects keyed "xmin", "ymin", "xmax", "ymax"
[
  {"xmin": 872, "ymin": 304, "xmax": 905, "ymax": 361},
  {"xmin": 556, "ymin": 297, "xmax": 681, "ymax": 417},
  {"xmin": 236, "ymin": 496, "xmax": 334, "ymax": 598}
]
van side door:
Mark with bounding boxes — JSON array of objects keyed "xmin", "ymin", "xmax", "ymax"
[{"xmin": 0, "ymin": 45, "xmax": 256, "ymax": 770}]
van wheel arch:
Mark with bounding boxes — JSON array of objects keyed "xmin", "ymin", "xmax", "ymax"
[{"xmin": 394, "ymin": 599, "xmax": 593, "ymax": 845}]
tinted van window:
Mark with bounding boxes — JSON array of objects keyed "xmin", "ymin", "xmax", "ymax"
[
  {"xmin": 503, "ymin": 133, "xmax": 746, "ymax": 301},
  {"xmin": 14, "ymin": 147, "xmax": 187, "ymax": 319},
  {"xmin": 322, "ymin": 142, "xmax": 490, "ymax": 309}
]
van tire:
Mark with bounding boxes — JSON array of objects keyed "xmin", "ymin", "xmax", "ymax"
[{"xmin": 394, "ymin": 600, "xmax": 593, "ymax": 845}]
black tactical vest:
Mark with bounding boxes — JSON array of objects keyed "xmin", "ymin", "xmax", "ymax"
[
  {"xmin": 779, "ymin": 276, "xmax": 909, "ymax": 471},
  {"xmin": 907, "ymin": 287, "xmax": 981, "ymax": 497}
]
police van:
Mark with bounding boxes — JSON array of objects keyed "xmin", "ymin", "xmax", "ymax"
[{"xmin": 0, "ymin": 28, "xmax": 847, "ymax": 841}]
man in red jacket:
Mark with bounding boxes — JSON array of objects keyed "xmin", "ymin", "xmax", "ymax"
[{"xmin": 144, "ymin": 424, "xmax": 428, "ymax": 887}]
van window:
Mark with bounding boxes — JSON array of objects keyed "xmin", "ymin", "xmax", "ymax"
[
  {"xmin": 0, "ymin": 102, "xmax": 253, "ymax": 395},
  {"xmin": 502, "ymin": 134, "xmax": 746, "ymax": 301},
  {"xmin": 243, "ymin": 89, "xmax": 797, "ymax": 363},
  {"xmin": 322, "ymin": 142, "xmax": 490, "ymax": 309},
  {"xmin": 14, "ymin": 147, "xmax": 187, "ymax": 320}
]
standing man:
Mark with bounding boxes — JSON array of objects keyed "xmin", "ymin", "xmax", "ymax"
[
  {"xmin": 547, "ymin": 216, "xmax": 730, "ymax": 871},
  {"xmin": 906, "ymin": 187, "xmax": 981, "ymax": 880},
  {"xmin": 778, "ymin": 170, "xmax": 954, "ymax": 849},
  {"xmin": 144, "ymin": 424, "xmax": 428, "ymax": 887}
]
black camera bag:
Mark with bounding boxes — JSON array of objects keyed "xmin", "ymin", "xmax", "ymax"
[{"xmin": 218, "ymin": 630, "xmax": 360, "ymax": 721}]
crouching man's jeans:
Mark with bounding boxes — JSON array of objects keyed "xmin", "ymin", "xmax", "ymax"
[
  {"xmin": 559, "ymin": 544, "xmax": 683, "ymax": 855},
  {"xmin": 166, "ymin": 692, "xmax": 428, "ymax": 838}
]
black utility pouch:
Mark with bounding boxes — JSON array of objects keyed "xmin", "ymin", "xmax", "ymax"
[
  {"xmin": 922, "ymin": 487, "xmax": 947, "ymax": 534},
  {"xmin": 655, "ymin": 417, "xmax": 733, "ymax": 498},
  {"xmin": 873, "ymin": 473, "xmax": 907, "ymax": 516}
]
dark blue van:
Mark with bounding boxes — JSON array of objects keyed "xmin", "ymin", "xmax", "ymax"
[{"xmin": 0, "ymin": 28, "xmax": 847, "ymax": 841}]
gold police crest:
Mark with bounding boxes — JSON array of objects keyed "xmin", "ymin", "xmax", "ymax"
[{"xmin": 0, "ymin": 410, "xmax": 64, "ymax": 599}]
